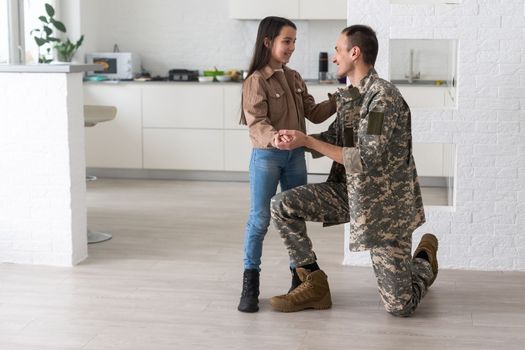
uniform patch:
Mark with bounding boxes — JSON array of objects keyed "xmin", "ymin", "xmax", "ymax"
[
  {"xmin": 367, "ymin": 111, "xmax": 384, "ymax": 135},
  {"xmin": 343, "ymin": 127, "xmax": 355, "ymax": 147}
]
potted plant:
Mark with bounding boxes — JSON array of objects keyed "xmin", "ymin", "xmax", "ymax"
[
  {"xmin": 30, "ymin": 3, "xmax": 84, "ymax": 63},
  {"xmin": 55, "ymin": 36, "xmax": 84, "ymax": 62}
]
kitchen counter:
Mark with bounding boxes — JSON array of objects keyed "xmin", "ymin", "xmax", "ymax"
[
  {"xmin": 83, "ymin": 79, "xmax": 346, "ymax": 87},
  {"xmin": 0, "ymin": 65, "xmax": 95, "ymax": 266},
  {"xmin": 0, "ymin": 63, "xmax": 101, "ymax": 73}
]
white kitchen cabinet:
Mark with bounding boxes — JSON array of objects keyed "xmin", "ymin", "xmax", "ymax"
[
  {"xmin": 412, "ymin": 143, "xmax": 443, "ymax": 177},
  {"xmin": 228, "ymin": 0, "xmax": 299, "ymax": 20},
  {"xmin": 391, "ymin": 0, "xmax": 461, "ymax": 3},
  {"xmin": 397, "ymin": 86, "xmax": 447, "ymax": 109},
  {"xmin": 224, "ymin": 130, "xmax": 252, "ymax": 171},
  {"xmin": 228, "ymin": 0, "xmax": 345, "ymax": 20},
  {"xmin": 85, "ymin": 83, "xmax": 455, "ymax": 177},
  {"xmin": 143, "ymin": 129, "xmax": 224, "ymax": 171},
  {"xmin": 224, "ymin": 85, "xmax": 251, "ymax": 171},
  {"xmin": 223, "ymin": 84, "xmax": 243, "ymax": 129},
  {"xmin": 304, "ymin": 84, "xmax": 339, "ymax": 174},
  {"xmin": 299, "ymin": 0, "xmax": 346, "ymax": 20},
  {"xmin": 84, "ymin": 84, "xmax": 143, "ymax": 168},
  {"xmin": 442, "ymin": 143, "xmax": 456, "ymax": 177},
  {"xmin": 142, "ymin": 85, "xmax": 223, "ymax": 129}
]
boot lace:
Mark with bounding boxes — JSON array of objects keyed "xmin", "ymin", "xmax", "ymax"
[
  {"xmin": 241, "ymin": 275, "xmax": 250, "ymax": 296},
  {"xmin": 288, "ymin": 276, "xmax": 313, "ymax": 296},
  {"xmin": 241, "ymin": 272, "xmax": 258, "ymax": 297}
]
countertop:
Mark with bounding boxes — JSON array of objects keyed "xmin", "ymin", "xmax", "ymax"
[
  {"xmin": 83, "ymin": 79, "xmax": 449, "ymax": 88},
  {"xmin": 0, "ymin": 64, "xmax": 102, "ymax": 73},
  {"xmin": 83, "ymin": 79, "xmax": 347, "ymax": 87}
]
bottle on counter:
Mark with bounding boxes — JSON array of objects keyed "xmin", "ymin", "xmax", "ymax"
[{"xmin": 318, "ymin": 52, "xmax": 328, "ymax": 82}]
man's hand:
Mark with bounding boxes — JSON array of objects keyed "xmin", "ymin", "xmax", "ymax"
[{"xmin": 275, "ymin": 130, "xmax": 308, "ymax": 150}]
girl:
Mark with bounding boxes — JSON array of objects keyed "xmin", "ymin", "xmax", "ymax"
[{"xmin": 238, "ymin": 16, "xmax": 336, "ymax": 313}]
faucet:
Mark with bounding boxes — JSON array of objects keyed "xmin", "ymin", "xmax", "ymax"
[{"xmin": 405, "ymin": 49, "xmax": 420, "ymax": 83}]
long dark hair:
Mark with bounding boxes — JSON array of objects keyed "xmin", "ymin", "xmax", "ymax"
[{"xmin": 239, "ymin": 16, "xmax": 297, "ymax": 125}]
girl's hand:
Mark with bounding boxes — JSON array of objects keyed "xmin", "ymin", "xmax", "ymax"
[
  {"xmin": 274, "ymin": 133, "xmax": 291, "ymax": 146},
  {"xmin": 275, "ymin": 130, "xmax": 307, "ymax": 150}
]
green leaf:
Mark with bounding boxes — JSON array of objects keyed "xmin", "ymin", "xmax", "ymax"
[
  {"xmin": 75, "ymin": 35, "xmax": 84, "ymax": 48},
  {"xmin": 45, "ymin": 3, "xmax": 55, "ymax": 17},
  {"xmin": 47, "ymin": 37, "xmax": 60, "ymax": 42},
  {"xmin": 52, "ymin": 19, "xmax": 66, "ymax": 33},
  {"xmin": 34, "ymin": 37, "xmax": 47, "ymax": 46},
  {"xmin": 43, "ymin": 25, "xmax": 52, "ymax": 36},
  {"xmin": 38, "ymin": 16, "xmax": 48, "ymax": 23}
]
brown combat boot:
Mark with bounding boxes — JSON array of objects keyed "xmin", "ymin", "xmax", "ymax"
[
  {"xmin": 414, "ymin": 233, "xmax": 439, "ymax": 286},
  {"xmin": 270, "ymin": 268, "xmax": 332, "ymax": 312}
]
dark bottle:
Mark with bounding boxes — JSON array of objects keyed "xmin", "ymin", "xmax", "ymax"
[{"xmin": 319, "ymin": 52, "xmax": 328, "ymax": 81}]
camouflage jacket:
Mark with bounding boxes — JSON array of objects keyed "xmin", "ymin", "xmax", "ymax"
[{"xmin": 312, "ymin": 68, "xmax": 425, "ymax": 251}]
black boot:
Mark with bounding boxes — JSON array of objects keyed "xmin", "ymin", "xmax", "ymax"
[
  {"xmin": 237, "ymin": 269, "xmax": 260, "ymax": 313},
  {"xmin": 288, "ymin": 267, "xmax": 302, "ymax": 293}
]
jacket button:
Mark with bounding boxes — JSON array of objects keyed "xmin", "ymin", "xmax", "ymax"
[
  {"xmin": 297, "ymin": 88, "xmax": 302, "ymax": 92},
  {"xmin": 276, "ymin": 93, "xmax": 280, "ymax": 98}
]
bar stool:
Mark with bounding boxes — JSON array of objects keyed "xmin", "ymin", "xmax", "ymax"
[{"xmin": 84, "ymin": 105, "xmax": 117, "ymax": 244}]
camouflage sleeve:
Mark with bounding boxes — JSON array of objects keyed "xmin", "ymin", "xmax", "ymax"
[
  {"xmin": 307, "ymin": 119, "xmax": 338, "ymax": 158},
  {"xmin": 342, "ymin": 90, "xmax": 400, "ymax": 174}
]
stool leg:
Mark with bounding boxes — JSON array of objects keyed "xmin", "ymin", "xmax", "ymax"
[{"xmin": 86, "ymin": 175, "xmax": 112, "ymax": 244}]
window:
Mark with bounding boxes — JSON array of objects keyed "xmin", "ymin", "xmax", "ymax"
[
  {"xmin": 23, "ymin": 0, "xmax": 57, "ymax": 63},
  {"xmin": 0, "ymin": 0, "xmax": 58, "ymax": 64},
  {"xmin": 0, "ymin": 0, "xmax": 9, "ymax": 63}
]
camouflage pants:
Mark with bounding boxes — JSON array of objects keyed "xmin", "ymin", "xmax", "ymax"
[{"xmin": 270, "ymin": 182, "xmax": 434, "ymax": 316}]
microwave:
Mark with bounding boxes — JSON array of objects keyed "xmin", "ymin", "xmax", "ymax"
[{"xmin": 85, "ymin": 52, "xmax": 141, "ymax": 80}]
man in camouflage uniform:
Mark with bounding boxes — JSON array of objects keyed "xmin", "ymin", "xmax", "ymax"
[{"xmin": 270, "ymin": 25, "xmax": 439, "ymax": 316}]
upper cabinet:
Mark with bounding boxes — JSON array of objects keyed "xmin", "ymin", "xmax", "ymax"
[
  {"xmin": 299, "ymin": 0, "xmax": 347, "ymax": 20},
  {"xmin": 390, "ymin": 0, "xmax": 461, "ymax": 3},
  {"xmin": 228, "ymin": 0, "xmax": 346, "ymax": 20}
]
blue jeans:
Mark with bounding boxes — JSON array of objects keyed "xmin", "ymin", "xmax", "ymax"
[{"xmin": 243, "ymin": 148, "xmax": 307, "ymax": 271}]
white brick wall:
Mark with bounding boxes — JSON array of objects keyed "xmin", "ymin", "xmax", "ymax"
[{"xmin": 342, "ymin": 0, "xmax": 525, "ymax": 271}]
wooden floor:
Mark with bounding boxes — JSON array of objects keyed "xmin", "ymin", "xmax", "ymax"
[{"xmin": 0, "ymin": 179, "xmax": 524, "ymax": 349}]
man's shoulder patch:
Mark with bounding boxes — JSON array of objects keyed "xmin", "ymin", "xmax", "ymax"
[{"xmin": 367, "ymin": 111, "xmax": 384, "ymax": 135}]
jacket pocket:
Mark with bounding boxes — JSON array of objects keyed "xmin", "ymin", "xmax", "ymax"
[
  {"xmin": 294, "ymin": 88, "xmax": 306, "ymax": 115},
  {"xmin": 268, "ymin": 87, "xmax": 286, "ymax": 118}
]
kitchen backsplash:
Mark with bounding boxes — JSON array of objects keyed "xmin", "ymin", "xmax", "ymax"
[{"xmin": 80, "ymin": 0, "xmax": 346, "ymax": 79}]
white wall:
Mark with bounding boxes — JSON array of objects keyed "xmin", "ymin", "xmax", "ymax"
[
  {"xmin": 78, "ymin": 0, "xmax": 346, "ymax": 79},
  {"xmin": 343, "ymin": 0, "xmax": 525, "ymax": 271}
]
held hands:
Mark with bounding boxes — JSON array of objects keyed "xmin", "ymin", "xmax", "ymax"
[{"xmin": 274, "ymin": 130, "xmax": 308, "ymax": 150}]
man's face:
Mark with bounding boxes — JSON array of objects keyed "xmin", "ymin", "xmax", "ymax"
[{"xmin": 332, "ymin": 33, "xmax": 354, "ymax": 78}]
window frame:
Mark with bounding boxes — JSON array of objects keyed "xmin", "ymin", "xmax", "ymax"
[{"xmin": 4, "ymin": 0, "xmax": 24, "ymax": 64}]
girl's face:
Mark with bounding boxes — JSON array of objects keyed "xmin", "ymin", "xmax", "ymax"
[{"xmin": 267, "ymin": 26, "xmax": 296, "ymax": 68}]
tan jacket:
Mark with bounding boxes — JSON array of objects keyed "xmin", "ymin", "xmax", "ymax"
[{"xmin": 241, "ymin": 65, "xmax": 336, "ymax": 148}]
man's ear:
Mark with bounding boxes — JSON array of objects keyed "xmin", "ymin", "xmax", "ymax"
[{"xmin": 351, "ymin": 46, "xmax": 361, "ymax": 60}]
